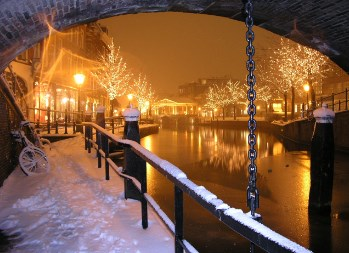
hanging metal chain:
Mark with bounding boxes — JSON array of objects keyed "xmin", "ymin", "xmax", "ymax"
[{"xmin": 245, "ymin": 0, "xmax": 260, "ymax": 219}]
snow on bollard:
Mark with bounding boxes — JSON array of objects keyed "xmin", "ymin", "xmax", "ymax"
[{"xmin": 309, "ymin": 103, "xmax": 335, "ymax": 215}]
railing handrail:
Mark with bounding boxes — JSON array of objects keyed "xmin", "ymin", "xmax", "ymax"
[{"xmin": 82, "ymin": 122, "xmax": 311, "ymax": 253}]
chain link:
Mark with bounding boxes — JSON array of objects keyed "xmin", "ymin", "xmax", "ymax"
[{"xmin": 245, "ymin": 0, "xmax": 260, "ymax": 218}]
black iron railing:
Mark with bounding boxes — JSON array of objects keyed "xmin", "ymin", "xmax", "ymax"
[
  {"xmin": 26, "ymin": 107, "xmax": 124, "ymax": 134},
  {"xmin": 82, "ymin": 122, "xmax": 311, "ymax": 253},
  {"xmin": 318, "ymin": 88, "xmax": 349, "ymax": 112}
]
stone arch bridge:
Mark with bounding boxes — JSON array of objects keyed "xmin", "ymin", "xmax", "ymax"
[{"xmin": 0, "ymin": 0, "xmax": 349, "ymax": 73}]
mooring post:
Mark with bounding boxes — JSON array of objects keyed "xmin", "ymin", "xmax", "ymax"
[
  {"xmin": 122, "ymin": 106, "xmax": 148, "ymax": 229},
  {"xmin": 309, "ymin": 103, "xmax": 335, "ymax": 214}
]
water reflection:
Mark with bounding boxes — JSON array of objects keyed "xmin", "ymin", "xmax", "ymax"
[
  {"xmin": 139, "ymin": 125, "xmax": 348, "ymax": 253},
  {"xmin": 140, "ymin": 126, "xmax": 296, "ymax": 251}
]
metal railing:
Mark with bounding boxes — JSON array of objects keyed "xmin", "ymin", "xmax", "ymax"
[
  {"xmin": 25, "ymin": 107, "xmax": 125, "ymax": 134},
  {"xmin": 83, "ymin": 122, "xmax": 311, "ymax": 253},
  {"xmin": 318, "ymin": 88, "xmax": 349, "ymax": 112},
  {"xmin": 298, "ymin": 88, "xmax": 349, "ymax": 120}
]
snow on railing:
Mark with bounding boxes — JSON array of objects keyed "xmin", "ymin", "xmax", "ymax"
[{"xmin": 83, "ymin": 122, "xmax": 312, "ymax": 253}]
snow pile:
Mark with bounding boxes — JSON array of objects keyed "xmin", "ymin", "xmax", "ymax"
[{"xmin": 0, "ymin": 136, "xmax": 173, "ymax": 252}]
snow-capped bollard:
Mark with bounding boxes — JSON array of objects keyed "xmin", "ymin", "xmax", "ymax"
[
  {"xmin": 96, "ymin": 104, "xmax": 106, "ymax": 128},
  {"xmin": 309, "ymin": 103, "xmax": 335, "ymax": 215},
  {"xmin": 122, "ymin": 107, "xmax": 148, "ymax": 228},
  {"xmin": 85, "ymin": 109, "xmax": 92, "ymax": 122}
]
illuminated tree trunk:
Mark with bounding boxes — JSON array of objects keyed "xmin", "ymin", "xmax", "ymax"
[
  {"xmin": 284, "ymin": 91, "xmax": 288, "ymax": 121},
  {"xmin": 309, "ymin": 81, "xmax": 316, "ymax": 110},
  {"xmin": 233, "ymin": 104, "xmax": 237, "ymax": 120},
  {"xmin": 291, "ymin": 86, "xmax": 295, "ymax": 119}
]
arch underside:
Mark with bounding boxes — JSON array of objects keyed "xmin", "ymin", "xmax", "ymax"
[{"xmin": 0, "ymin": 0, "xmax": 348, "ymax": 73}]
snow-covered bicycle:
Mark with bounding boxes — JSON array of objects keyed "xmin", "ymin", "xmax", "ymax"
[{"xmin": 11, "ymin": 121, "xmax": 50, "ymax": 176}]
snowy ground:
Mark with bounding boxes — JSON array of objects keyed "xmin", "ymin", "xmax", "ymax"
[{"xmin": 0, "ymin": 135, "xmax": 174, "ymax": 252}]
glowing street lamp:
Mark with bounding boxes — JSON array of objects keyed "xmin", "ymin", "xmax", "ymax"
[
  {"xmin": 304, "ymin": 83, "xmax": 310, "ymax": 109},
  {"xmin": 127, "ymin": 94, "xmax": 133, "ymax": 108},
  {"xmin": 74, "ymin": 73, "xmax": 85, "ymax": 113}
]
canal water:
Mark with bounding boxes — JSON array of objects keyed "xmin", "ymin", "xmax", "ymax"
[{"xmin": 140, "ymin": 125, "xmax": 349, "ymax": 253}]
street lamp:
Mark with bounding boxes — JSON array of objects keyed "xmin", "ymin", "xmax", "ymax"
[
  {"xmin": 74, "ymin": 73, "xmax": 85, "ymax": 113},
  {"xmin": 127, "ymin": 94, "xmax": 133, "ymax": 108},
  {"xmin": 304, "ymin": 83, "xmax": 310, "ymax": 110}
]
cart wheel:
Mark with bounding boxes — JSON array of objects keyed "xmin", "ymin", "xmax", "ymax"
[{"xmin": 19, "ymin": 146, "xmax": 50, "ymax": 176}]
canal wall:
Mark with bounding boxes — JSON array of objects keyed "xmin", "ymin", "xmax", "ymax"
[
  {"xmin": 195, "ymin": 113, "xmax": 349, "ymax": 153},
  {"xmin": 139, "ymin": 124, "xmax": 159, "ymax": 138},
  {"xmin": 272, "ymin": 110, "xmax": 349, "ymax": 153}
]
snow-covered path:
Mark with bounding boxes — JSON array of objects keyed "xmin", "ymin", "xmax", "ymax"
[{"xmin": 0, "ymin": 135, "xmax": 174, "ymax": 252}]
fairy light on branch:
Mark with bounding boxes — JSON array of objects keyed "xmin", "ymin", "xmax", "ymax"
[{"xmin": 91, "ymin": 41, "xmax": 131, "ymax": 100}]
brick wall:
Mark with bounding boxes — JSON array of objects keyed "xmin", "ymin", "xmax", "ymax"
[{"xmin": 0, "ymin": 90, "xmax": 22, "ymax": 186}]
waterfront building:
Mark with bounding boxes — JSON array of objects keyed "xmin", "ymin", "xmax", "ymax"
[{"xmin": 3, "ymin": 22, "xmax": 113, "ymax": 123}]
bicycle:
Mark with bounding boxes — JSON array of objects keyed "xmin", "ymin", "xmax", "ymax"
[{"xmin": 11, "ymin": 121, "xmax": 50, "ymax": 176}]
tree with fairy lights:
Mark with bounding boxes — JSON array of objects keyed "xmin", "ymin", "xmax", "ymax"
[
  {"xmin": 273, "ymin": 38, "xmax": 306, "ymax": 120},
  {"xmin": 298, "ymin": 45, "xmax": 332, "ymax": 109},
  {"xmin": 205, "ymin": 86, "xmax": 219, "ymax": 120},
  {"xmin": 226, "ymin": 80, "xmax": 245, "ymax": 120},
  {"xmin": 255, "ymin": 58, "xmax": 278, "ymax": 115},
  {"xmin": 91, "ymin": 41, "xmax": 132, "ymax": 103},
  {"xmin": 130, "ymin": 73, "xmax": 155, "ymax": 118},
  {"xmin": 272, "ymin": 38, "xmax": 333, "ymax": 119}
]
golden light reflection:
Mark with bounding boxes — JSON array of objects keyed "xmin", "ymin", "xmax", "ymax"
[
  {"xmin": 272, "ymin": 142, "xmax": 284, "ymax": 155},
  {"xmin": 299, "ymin": 156, "xmax": 311, "ymax": 207},
  {"xmin": 142, "ymin": 136, "xmax": 155, "ymax": 192}
]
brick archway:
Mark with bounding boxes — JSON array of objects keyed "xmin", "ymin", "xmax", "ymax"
[{"xmin": 1, "ymin": 0, "xmax": 349, "ymax": 73}]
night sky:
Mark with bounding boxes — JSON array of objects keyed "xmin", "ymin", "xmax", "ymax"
[{"xmin": 98, "ymin": 12, "xmax": 281, "ymax": 95}]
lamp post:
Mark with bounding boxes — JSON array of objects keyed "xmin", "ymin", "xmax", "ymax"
[
  {"xmin": 74, "ymin": 73, "xmax": 85, "ymax": 132},
  {"xmin": 304, "ymin": 83, "xmax": 310, "ymax": 110}
]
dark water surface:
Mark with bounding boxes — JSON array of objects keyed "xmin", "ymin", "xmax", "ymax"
[{"xmin": 141, "ymin": 125, "xmax": 349, "ymax": 253}]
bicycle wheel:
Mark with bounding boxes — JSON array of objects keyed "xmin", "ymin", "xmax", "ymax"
[{"xmin": 19, "ymin": 146, "xmax": 50, "ymax": 176}]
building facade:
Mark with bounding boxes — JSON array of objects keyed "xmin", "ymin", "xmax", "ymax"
[{"xmin": 4, "ymin": 22, "xmax": 113, "ymax": 123}]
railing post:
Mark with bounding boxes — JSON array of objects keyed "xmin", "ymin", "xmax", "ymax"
[
  {"xmin": 47, "ymin": 106, "xmax": 51, "ymax": 134},
  {"xmin": 97, "ymin": 132, "xmax": 102, "ymax": 168},
  {"xmin": 345, "ymin": 88, "xmax": 348, "ymax": 111},
  {"xmin": 175, "ymin": 185, "xmax": 184, "ymax": 253},
  {"xmin": 64, "ymin": 109, "xmax": 68, "ymax": 134},
  {"xmin": 73, "ymin": 121, "xmax": 76, "ymax": 134},
  {"xmin": 102, "ymin": 133, "xmax": 110, "ymax": 180},
  {"xmin": 96, "ymin": 105, "xmax": 106, "ymax": 163},
  {"xmin": 301, "ymin": 103, "xmax": 305, "ymax": 118},
  {"xmin": 55, "ymin": 121, "xmax": 58, "ymax": 134},
  {"xmin": 84, "ymin": 110, "xmax": 92, "ymax": 151},
  {"xmin": 122, "ymin": 107, "xmax": 148, "ymax": 229},
  {"xmin": 86, "ymin": 125, "xmax": 92, "ymax": 153},
  {"xmin": 112, "ymin": 118, "xmax": 115, "ymax": 134},
  {"xmin": 332, "ymin": 93, "xmax": 335, "ymax": 111}
]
